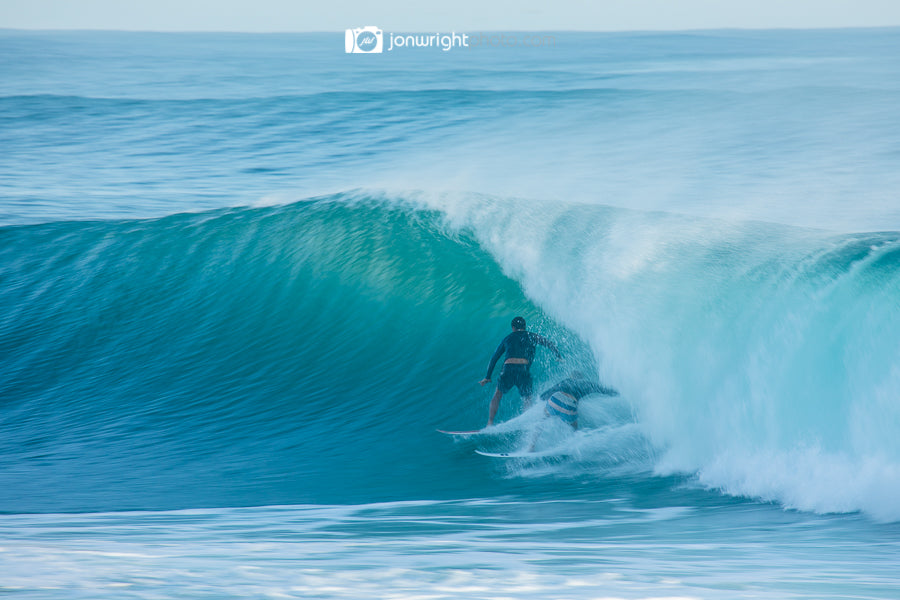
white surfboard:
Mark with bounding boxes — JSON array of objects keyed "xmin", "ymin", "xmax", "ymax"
[
  {"xmin": 475, "ymin": 448, "xmax": 570, "ymax": 459},
  {"xmin": 437, "ymin": 429, "xmax": 488, "ymax": 436}
]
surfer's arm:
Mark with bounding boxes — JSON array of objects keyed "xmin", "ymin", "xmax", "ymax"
[
  {"xmin": 586, "ymin": 381, "xmax": 619, "ymax": 396},
  {"xmin": 531, "ymin": 333, "xmax": 562, "ymax": 359},
  {"xmin": 483, "ymin": 339, "xmax": 506, "ymax": 381}
]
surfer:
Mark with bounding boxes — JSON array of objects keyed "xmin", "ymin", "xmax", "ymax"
[
  {"xmin": 523, "ymin": 371, "xmax": 619, "ymax": 452},
  {"xmin": 539, "ymin": 371, "xmax": 618, "ymax": 430},
  {"xmin": 479, "ymin": 316, "xmax": 562, "ymax": 426}
]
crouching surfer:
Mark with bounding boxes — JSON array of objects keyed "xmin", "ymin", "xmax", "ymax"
[
  {"xmin": 525, "ymin": 371, "xmax": 619, "ymax": 452},
  {"xmin": 479, "ymin": 316, "xmax": 562, "ymax": 427},
  {"xmin": 540, "ymin": 371, "xmax": 618, "ymax": 430}
]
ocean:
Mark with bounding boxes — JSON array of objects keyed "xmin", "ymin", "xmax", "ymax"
[{"xmin": 1, "ymin": 27, "xmax": 900, "ymax": 599}]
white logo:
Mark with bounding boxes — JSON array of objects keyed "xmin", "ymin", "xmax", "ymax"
[{"xmin": 345, "ymin": 26, "xmax": 383, "ymax": 53}]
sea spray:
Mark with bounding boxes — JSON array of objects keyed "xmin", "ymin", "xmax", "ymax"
[{"xmin": 421, "ymin": 190, "xmax": 900, "ymax": 520}]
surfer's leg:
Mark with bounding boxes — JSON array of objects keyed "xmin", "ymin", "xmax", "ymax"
[
  {"xmin": 527, "ymin": 409, "xmax": 549, "ymax": 451},
  {"xmin": 520, "ymin": 370, "xmax": 534, "ymax": 409},
  {"xmin": 487, "ymin": 387, "xmax": 503, "ymax": 426},
  {"xmin": 490, "ymin": 367, "xmax": 516, "ymax": 426}
]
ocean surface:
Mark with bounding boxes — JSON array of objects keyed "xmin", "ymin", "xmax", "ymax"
[{"xmin": 2, "ymin": 28, "xmax": 900, "ymax": 599}]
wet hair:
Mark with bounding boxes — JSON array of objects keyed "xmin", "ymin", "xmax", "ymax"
[{"xmin": 511, "ymin": 316, "xmax": 526, "ymax": 330}]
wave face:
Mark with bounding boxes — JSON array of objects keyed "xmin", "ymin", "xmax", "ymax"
[
  {"xmin": 0, "ymin": 194, "xmax": 611, "ymax": 512},
  {"xmin": 3, "ymin": 192, "xmax": 900, "ymax": 521},
  {"xmin": 0, "ymin": 197, "xmax": 503, "ymax": 510}
]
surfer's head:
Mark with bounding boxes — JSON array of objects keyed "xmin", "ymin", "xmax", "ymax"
[{"xmin": 511, "ymin": 316, "xmax": 526, "ymax": 330}]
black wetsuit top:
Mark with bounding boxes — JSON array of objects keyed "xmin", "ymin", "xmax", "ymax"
[{"xmin": 485, "ymin": 330, "xmax": 561, "ymax": 380}]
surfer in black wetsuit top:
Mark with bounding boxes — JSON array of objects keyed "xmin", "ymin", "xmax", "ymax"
[{"xmin": 479, "ymin": 316, "xmax": 562, "ymax": 427}]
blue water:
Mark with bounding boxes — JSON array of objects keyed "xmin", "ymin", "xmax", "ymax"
[{"xmin": 2, "ymin": 28, "xmax": 900, "ymax": 599}]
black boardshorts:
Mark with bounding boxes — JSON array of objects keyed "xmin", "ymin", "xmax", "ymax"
[{"xmin": 497, "ymin": 364, "xmax": 533, "ymax": 396}]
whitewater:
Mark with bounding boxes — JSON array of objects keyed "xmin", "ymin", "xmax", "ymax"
[{"xmin": 2, "ymin": 28, "xmax": 900, "ymax": 599}]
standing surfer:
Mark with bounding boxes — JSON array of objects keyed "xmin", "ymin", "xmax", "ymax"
[{"xmin": 479, "ymin": 316, "xmax": 562, "ymax": 426}]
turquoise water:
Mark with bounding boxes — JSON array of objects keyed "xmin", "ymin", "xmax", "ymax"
[{"xmin": 2, "ymin": 29, "xmax": 900, "ymax": 599}]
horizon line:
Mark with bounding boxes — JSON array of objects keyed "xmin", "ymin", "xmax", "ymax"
[{"xmin": 2, "ymin": 24, "xmax": 900, "ymax": 35}]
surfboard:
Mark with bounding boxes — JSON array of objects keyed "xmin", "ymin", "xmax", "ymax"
[
  {"xmin": 438, "ymin": 419, "xmax": 534, "ymax": 437},
  {"xmin": 475, "ymin": 449, "xmax": 570, "ymax": 459}
]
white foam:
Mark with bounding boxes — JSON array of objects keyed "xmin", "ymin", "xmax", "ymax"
[{"xmin": 416, "ymin": 190, "xmax": 900, "ymax": 521}]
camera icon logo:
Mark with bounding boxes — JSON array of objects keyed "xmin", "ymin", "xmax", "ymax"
[{"xmin": 345, "ymin": 26, "xmax": 383, "ymax": 53}]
